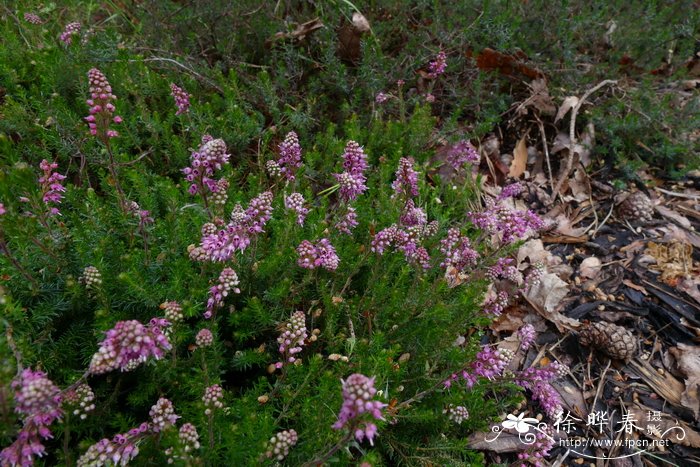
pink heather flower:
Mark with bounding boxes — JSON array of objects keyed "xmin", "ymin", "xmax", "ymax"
[
  {"xmin": 170, "ymin": 83, "xmax": 190, "ymax": 115},
  {"xmin": 77, "ymin": 423, "xmax": 149, "ymax": 467},
  {"xmin": 482, "ymin": 289, "xmax": 510, "ymax": 316},
  {"xmin": 179, "ymin": 423, "xmax": 200, "ymax": 452},
  {"xmin": 335, "ymin": 206, "xmax": 358, "ymax": 235},
  {"xmin": 439, "ymin": 228, "xmax": 479, "ymax": 272},
  {"xmin": 469, "ymin": 202, "xmax": 544, "ymax": 245},
  {"xmin": 334, "ymin": 141, "xmax": 370, "ymax": 202},
  {"xmin": 161, "ymin": 301, "xmax": 183, "ymax": 323},
  {"xmin": 196, "ymin": 328, "xmax": 214, "ymax": 347},
  {"xmin": 0, "ymin": 369, "xmax": 63, "ymax": 467},
  {"xmin": 391, "ymin": 157, "xmax": 419, "ymax": 198},
  {"xmin": 88, "ymin": 319, "xmax": 172, "ymax": 374},
  {"xmin": 444, "ymin": 346, "xmax": 512, "ymax": 389},
  {"xmin": 0, "ymin": 203, "xmax": 6, "ymax": 216},
  {"xmin": 203, "ymin": 385, "xmax": 224, "ymax": 415},
  {"xmin": 498, "ymin": 182, "xmax": 524, "ymax": 200},
  {"xmin": 182, "ymin": 137, "xmax": 230, "ymax": 197},
  {"xmin": 446, "ymin": 140, "xmax": 480, "ymax": 170},
  {"xmin": 375, "ymin": 92, "xmax": 389, "ymax": 104},
  {"xmin": 284, "ymin": 192, "xmax": 308, "ymax": 226},
  {"xmin": 400, "ymin": 199, "xmax": 427, "ymax": 227},
  {"xmin": 275, "ymin": 311, "xmax": 307, "ymax": 369},
  {"xmin": 296, "ymin": 238, "xmax": 339, "ymax": 271},
  {"xmin": 518, "ymin": 324, "xmax": 537, "ymax": 350},
  {"xmin": 62, "ymin": 384, "xmax": 95, "ymax": 420},
  {"xmin": 265, "ymin": 430, "xmax": 298, "ymax": 461},
  {"xmin": 397, "ymin": 79, "xmax": 405, "ymax": 87},
  {"xmin": 204, "ymin": 267, "xmax": 240, "ymax": 319},
  {"xmin": 244, "ymin": 191, "xmax": 273, "ymax": 234},
  {"xmin": 23, "ymin": 13, "xmax": 43, "ymax": 24},
  {"xmin": 371, "ymin": 224, "xmax": 431, "ymax": 269},
  {"xmin": 427, "ymin": 50, "xmax": 447, "ymax": 78},
  {"xmin": 424, "ymin": 93, "xmax": 435, "ymax": 103},
  {"xmin": 518, "ymin": 425, "xmax": 554, "ymax": 467},
  {"xmin": 60, "ymin": 22, "xmax": 81, "ymax": 44},
  {"xmin": 486, "ymin": 258, "xmax": 520, "ymax": 283},
  {"xmin": 85, "ymin": 68, "xmax": 121, "ymax": 140},
  {"xmin": 38, "ymin": 159, "xmax": 67, "ymax": 216},
  {"xmin": 276, "ymin": 131, "xmax": 302, "ymax": 181},
  {"xmin": 149, "ymin": 398, "xmax": 179, "ymax": 432},
  {"xmin": 332, "ymin": 374, "xmax": 387, "ymax": 446}
]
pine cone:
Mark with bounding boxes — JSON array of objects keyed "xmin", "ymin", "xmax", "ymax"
[
  {"xmin": 578, "ymin": 321, "xmax": 637, "ymax": 361},
  {"xmin": 617, "ymin": 191, "xmax": 654, "ymax": 222}
]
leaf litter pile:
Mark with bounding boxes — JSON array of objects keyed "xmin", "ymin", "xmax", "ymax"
[{"xmin": 455, "ymin": 56, "xmax": 700, "ymax": 466}]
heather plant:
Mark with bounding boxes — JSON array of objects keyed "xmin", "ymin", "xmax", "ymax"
[{"xmin": 0, "ymin": 3, "xmax": 593, "ymax": 466}]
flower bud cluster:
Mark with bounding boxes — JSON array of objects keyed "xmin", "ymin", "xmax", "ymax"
[
  {"xmin": 204, "ymin": 267, "xmax": 240, "ymax": 319},
  {"xmin": 203, "ymin": 385, "xmax": 224, "ymax": 415},
  {"xmin": 284, "ymin": 192, "xmax": 309, "ymax": 226},
  {"xmin": 296, "ymin": 238, "xmax": 339, "ymax": 271},
  {"xmin": 60, "ymin": 22, "xmax": 81, "ymax": 44},
  {"xmin": 196, "ymin": 328, "xmax": 214, "ymax": 347},
  {"xmin": 80, "ymin": 266, "xmax": 102, "ymax": 289},
  {"xmin": 149, "ymin": 398, "xmax": 179, "ymax": 432},
  {"xmin": 391, "ymin": 157, "xmax": 419, "ymax": 198},
  {"xmin": 170, "ymin": 83, "xmax": 190, "ymax": 115},
  {"xmin": 85, "ymin": 68, "xmax": 122, "ymax": 140},
  {"xmin": 272, "ymin": 131, "xmax": 302, "ymax": 181},
  {"xmin": 265, "ymin": 429, "xmax": 298, "ymax": 461},
  {"xmin": 443, "ymin": 405, "xmax": 469, "ymax": 424},
  {"xmin": 446, "ymin": 140, "xmax": 479, "ymax": 170},
  {"xmin": 161, "ymin": 301, "xmax": 183, "ymax": 323},
  {"xmin": 39, "ymin": 159, "xmax": 66, "ymax": 216},
  {"xmin": 275, "ymin": 311, "xmax": 307, "ymax": 368},
  {"xmin": 88, "ymin": 319, "xmax": 172, "ymax": 374},
  {"xmin": 63, "ymin": 384, "xmax": 95, "ymax": 420}
]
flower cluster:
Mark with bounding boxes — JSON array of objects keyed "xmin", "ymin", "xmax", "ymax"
[
  {"xmin": 192, "ymin": 191, "xmax": 274, "ymax": 262},
  {"xmin": 0, "ymin": 203, "xmax": 5, "ymax": 216},
  {"xmin": 161, "ymin": 301, "xmax": 183, "ymax": 323},
  {"xmin": 196, "ymin": 328, "xmax": 214, "ymax": 347},
  {"xmin": 38, "ymin": 159, "xmax": 66, "ymax": 216},
  {"xmin": 469, "ymin": 201, "xmax": 544, "ymax": 246},
  {"xmin": 60, "ymin": 22, "xmax": 81, "ymax": 44},
  {"xmin": 400, "ymin": 199, "xmax": 427, "ymax": 227},
  {"xmin": 126, "ymin": 200, "xmax": 154, "ymax": 226},
  {"xmin": 80, "ymin": 266, "xmax": 102, "ymax": 289},
  {"xmin": 170, "ymin": 83, "xmax": 190, "ymax": 115},
  {"xmin": 77, "ymin": 423, "xmax": 149, "ymax": 467},
  {"xmin": 439, "ymin": 228, "xmax": 479, "ymax": 272},
  {"xmin": 0, "ymin": 369, "xmax": 63, "ymax": 467},
  {"xmin": 182, "ymin": 137, "xmax": 230, "ymax": 197},
  {"xmin": 499, "ymin": 182, "xmax": 524, "ymax": 200},
  {"xmin": 332, "ymin": 374, "xmax": 386, "ymax": 445},
  {"xmin": 334, "ymin": 141, "xmax": 369, "ymax": 202},
  {"xmin": 85, "ymin": 68, "xmax": 122, "ymax": 140},
  {"xmin": 391, "ymin": 157, "xmax": 419, "ymax": 198},
  {"xmin": 517, "ymin": 425, "xmax": 554, "ymax": 467},
  {"xmin": 284, "ymin": 192, "xmax": 308, "ymax": 226},
  {"xmin": 63, "ymin": 384, "xmax": 95, "ymax": 420},
  {"xmin": 265, "ymin": 429, "xmax": 298, "ymax": 461},
  {"xmin": 296, "ymin": 238, "xmax": 339, "ymax": 271},
  {"xmin": 166, "ymin": 423, "xmax": 201, "ymax": 463},
  {"xmin": 427, "ymin": 50, "xmax": 447, "ymax": 78},
  {"xmin": 443, "ymin": 405, "xmax": 469, "ymax": 424},
  {"xmin": 272, "ymin": 131, "xmax": 302, "ymax": 181},
  {"xmin": 486, "ymin": 258, "xmax": 520, "ymax": 283},
  {"xmin": 275, "ymin": 311, "xmax": 307, "ymax": 369},
  {"xmin": 149, "ymin": 398, "xmax": 179, "ymax": 432},
  {"xmin": 88, "ymin": 318, "xmax": 172, "ymax": 374},
  {"xmin": 203, "ymin": 385, "xmax": 224, "ymax": 415},
  {"xmin": 371, "ymin": 224, "xmax": 431, "ymax": 269},
  {"xmin": 204, "ymin": 267, "xmax": 240, "ymax": 319},
  {"xmin": 446, "ymin": 140, "xmax": 480, "ymax": 170},
  {"xmin": 335, "ymin": 206, "xmax": 358, "ymax": 235},
  {"xmin": 444, "ymin": 346, "xmax": 511, "ymax": 388},
  {"xmin": 518, "ymin": 324, "xmax": 537, "ymax": 350},
  {"xmin": 375, "ymin": 92, "xmax": 389, "ymax": 104},
  {"xmin": 481, "ymin": 288, "xmax": 510, "ymax": 315},
  {"xmin": 24, "ymin": 13, "xmax": 42, "ymax": 24},
  {"xmin": 514, "ymin": 364, "xmax": 566, "ymax": 419}
]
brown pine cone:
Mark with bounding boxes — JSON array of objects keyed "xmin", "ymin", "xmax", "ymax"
[
  {"xmin": 578, "ymin": 321, "xmax": 638, "ymax": 362},
  {"xmin": 617, "ymin": 191, "xmax": 654, "ymax": 222}
]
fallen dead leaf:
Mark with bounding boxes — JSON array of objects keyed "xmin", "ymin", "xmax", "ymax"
[
  {"xmin": 525, "ymin": 272, "xmax": 569, "ymax": 313},
  {"xmin": 628, "ymin": 358, "xmax": 684, "ymax": 407},
  {"xmin": 554, "ymin": 96, "xmax": 579, "ymax": 123},
  {"xmin": 266, "ymin": 18, "xmax": 324, "ymax": 47},
  {"xmin": 669, "ymin": 344, "xmax": 700, "ymax": 420},
  {"xmin": 579, "ymin": 257, "xmax": 602, "ymax": 280},
  {"xmin": 474, "ymin": 48, "xmax": 544, "ymax": 80},
  {"xmin": 655, "ymin": 205, "xmax": 693, "ymax": 229},
  {"xmin": 508, "ymin": 135, "xmax": 528, "ymax": 179}
]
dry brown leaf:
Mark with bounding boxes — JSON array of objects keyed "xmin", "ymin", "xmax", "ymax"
[
  {"xmin": 508, "ymin": 136, "xmax": 528, "ymax": 178},
  {"xmin": 627, "ymin": 403, "xmax": 700, "ymax": 448},
  {"xmin": 655, "ymin": 205, "xmax": 692, "ymax": 229},
  {"xmin": 525, "ymin": 272, "xmax": 569, "ymax": 313},
  {"xmin": 554, "ymin": 96, "xmax": 579, "ymax": 123},
  {"xmin": 266, "ymin": 18, "xmax": 324, "ymax": 46},
  {"xmin": 579, "ymin": 257, "xmax": 602, "ymax": 280},
  {"xmin": 628, "ymin": 358, "xmax": 684, "ymax": 407},
  {"xmin": 669, "ymin": 344, "xmax": 700, "ymax": 420},
  {"xmin": 474, "ymin": 48, "xmax": 544, "ymax": 79}
]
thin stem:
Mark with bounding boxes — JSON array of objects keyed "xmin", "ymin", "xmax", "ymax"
[
  {"xmin": 303, "ymin": 431, "xmax": 353, "ymax": 466},
  {"xmin": 104, "ymin": 140, "xmax": 127, "ymax": 210},
  {"xmin": 0, "ymin": 237, "xmax": 38, "ymax": 289}
]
